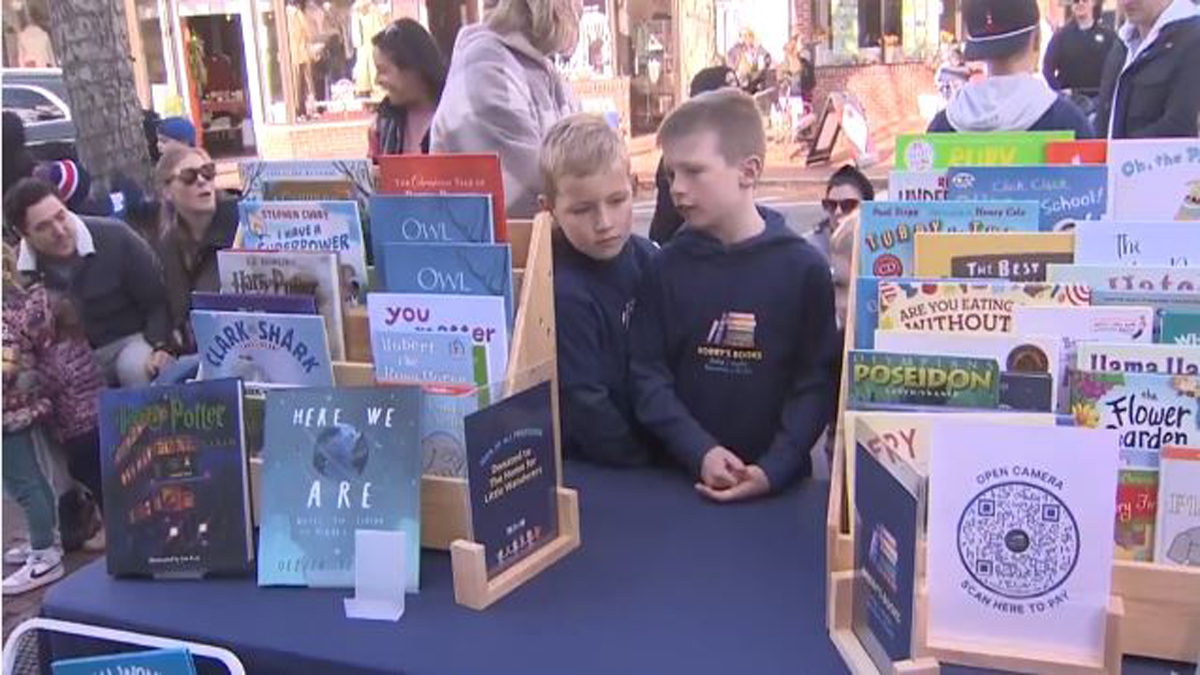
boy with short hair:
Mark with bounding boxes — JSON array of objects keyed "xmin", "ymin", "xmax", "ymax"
[
  {"xmin": 631, "ymin": 89, "xmax": 837, "ymax": 502},
  {"xmin": 540, "ymin": 113, "xmax": 656, "ymax": 467}
]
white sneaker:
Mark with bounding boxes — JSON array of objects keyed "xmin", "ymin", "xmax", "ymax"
[
  {"xmin": 3, "ymin": 542, "xmax": 32, "ymax": 565},
  {"xmin": 2, "ymin": 548, "xmax": 64, "ymax": 595}
]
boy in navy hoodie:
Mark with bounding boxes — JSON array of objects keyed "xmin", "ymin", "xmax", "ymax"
[
  {"xmin": 630, "ymin": 89, "xmax": 837, "ymax": 502},
  {"xmin": 540, "ymin": 114, "xmax": 657, "ymax": 466}
]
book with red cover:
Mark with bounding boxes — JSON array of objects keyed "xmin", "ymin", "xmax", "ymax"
[
  {"xmin": 1046, "ymin": 140, "xmax": 1108, "ymax": 165},
  {"xmin": 377, "ymin": 154, "xmax": 508, "ymax": 242}
]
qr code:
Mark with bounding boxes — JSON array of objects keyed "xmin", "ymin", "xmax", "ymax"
[{"xmin": 956, "ymin": 481, "xmax": 1080, "ymax": 599}]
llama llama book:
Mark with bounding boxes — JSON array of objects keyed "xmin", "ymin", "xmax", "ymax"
[
  {"xmin": 257, "ymin": 386, "xmax": 423, "ymax": 590},
  {"xmin": 1076, "ymin": 343, "xmax": 1200, "ymax": 376},
  {"xmin": 191, "ymin": 310, "xmax": 334, "ymax": 387},
  {"xmin": 1155, "ymin": 445, "xmax": 1200, "ymax": 566},
  {"xmin": 217, "ymin": 249, "xmax": 346, "ymax": 361},
  {"xmin": 99, "ymin": 379, "xmax": 252, "ymax": 577}
]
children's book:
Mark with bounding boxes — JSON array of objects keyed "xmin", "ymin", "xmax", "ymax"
[
  {"xmin": 946, "ymin": 165, "xmax": 1107, "ymax": 231},
  {"xmin": 236, "ymin": 200, "xmax": 368, "ymax": 305},
  {"xmin": 895, "ymin": 130, "xmax": 1075, "ymax": 170},
  {"xmin": 848, "ymin": 351, "xmax": 1001, "ymax": 410},
  {"xmin": 1014, "ymin": 305, "xmax": 1156, "ymax": 344},
  {"xmin": 191, "ymin": 292, "xmax": 318, "ymax": 315},
  {"xmin": 876, "ymin": 281, "xmax": 1091, "ymax": 335},
  {"xmin": 421, "ymin": 387, "xmax": 476, "ymax": 479},
  {"xmin": 1046, "ymin": 264, "xmax": 1200, "ymax": 295},
  {"xmin": 99, "ymin": 379, "xmax": 252, "ymax": 577},
  {"xmin": 859, "ymin": 201, "xmax": 1040, "ymax": 277},
  {"xmin": 369, "ymin": 329, "xmax": 488, "ymax": 389},
  {"xmin": 1161, "ymin": 311, "xmax": 1200, "ymax": 346},
  {"xmin": 379, "ymin": 242, "xmax": 514, "ymax": 329},
  {"xmin": 913, "ymin": 232, "xmax": 1074, "ymax": 281},
  {"xmin": 1076, "ymin": 342, "xmax": 1200, "ymax": 377},
  {"xmin": 1115, "ymin": 468, "xmax": 1159, "ymax": 562},
  {"xmin": 257, "ymin": 386, "xmax": 423, "ymax": 590},
  {"xmin": 1155, "ymin": 445, "xmax": 1200, "ymax": 566},
  {"xmin": 1073, "ymin": 221, "xmax": 1200, "ymax": 267},
  {"xmin": 1069, "ymin": 370, "xmax": 1200, "ymax": 470},
  {"xmin": 887, "ymin": 170, "xmax": 948, "ymax": 201},
  {"xmin": 1106, "ymin": 139, "xmax": 1200, "ymax": 222},
  {"xmin": 367, "ymin": 292, "xmax": 509, "ymax": 385},
  {"xmin": 52, "ymin": 649, "xmax": 197, "ymax": 675},
  {"xmin": 1046, "ymin": 140, "xmax": 1108, "ymax": 165},
  {"xmin": 368, "ymin": 194, "xmax": 494, "ymax": 283},
  {"xmin": 238, "ymin": 159, "xmax": 374, "ymax": 235},
  {"xmin": 217, "ymin": 250, "xmax": 346, "ymax": 361},
  {"xmin": 377, "ymin": 154, "xmax": 507, "ymax": 242},
  {"xmin": 192, "ymin": 310, "xmax": 334, "ymax": 387}
]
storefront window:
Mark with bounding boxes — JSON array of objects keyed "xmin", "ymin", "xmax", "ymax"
[
  {"xmin": 253, "ymin": 0, "xmax": 288, "ymax": 123},
  {"xmin": 556, "ymin": 0, "xmax": 616, "ymax": 79},
  {"xmin": 3, "ymin": 0, "xmax": 56, "ymax": 68}
]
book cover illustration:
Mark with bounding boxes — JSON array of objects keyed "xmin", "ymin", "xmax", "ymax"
[
  {"xmin": 1161, "ymin": 311, "xmax": 1200, "ymax": 345},
  {"xmin": 1115, "ymin": 468, "xmax": 1158, "ymax": 562},
  {"xmin": 238, "ymin": 158, "xmax": 373, "ymax": 228},
  {"xmin": 377, "ymin": 154, "xmax": 507, "ymax": 242},
  {"xmin": 875, "ymin": 331, "xmax": 1061, "ymax": 412},
  {"xmin": 848, "ymin": 351, "xmax": 1001, "ymax": 410},
  {"xmin": 236, "ymin": 200, "xmax": 368, "ymax": 304},
  {"xmin": 1046, "ymin": 140, "xmax": 1108, "ymax": 165},
  {"xmin": 369, "ymin": 194, "xmax": 493, "ymax": 252},
  {"xmin": 926, "ymin": 422, "xmax": 1119, "ymax": 663},
  {"xmin": 913, "ymin": 232, "xmax": 1075, "ymax": 281},
  {"xmin": 1015, "ymin": 305, "xmax": 1155, "ymax": 343},
  {"xmin": 895, "ymin": 130, "xmax": 1075, "ymax": 170},
  {"xmin": 1074, "ymin": 221, "xmax": 1200, "ymax": 267},
  {"xmin": 380, "ymin": 242, "xmax": 513, "ymax": 328},
  {"xmin": 217, "ymin": 249, "xmax": 346, "ymax": 361},
  {"xmin": 946, "ymin": 165, "xmax": 1107, "ymax": 231},
  {"xmin": 876, "ymin": 281, "xmax": 1091, "ymax": 334},
  {"xmin": 1069, "ymin": 370, "xmax": 1200, "ymax": 469},
  {"xmin": 421, "ymin": 387, "xmax": 477, "ymax": 479},
  {"xmin": 369, "ymin": 328, "xmax": 487, "ymax": 389},
  {"xmin": 98, "ymin": 379, "xmax": 251, "ymax": 577},
  {"xmin": 1046, "ymin": 264, "xmax": 1200, "ymax": 295},
  {"xmin": 1155, "ymin": 445, "xmax": 1200, "ymax": 566},
  {"xmin": 1077, "ymin": 342, "xmax": 1200, "ymax": 377},
  {"xmin": 257, "ymin": 386, "xmax": 423, "ymax": 589},
  {"xmin": 52, "ymin": 649, "xmax": 197, "ymax": 675},
  {"xmin": 191, "ymin": 310, "xmax": 334, "ymax": 387},
  {"xmin": 367, "ymin": 292, "xmax": 509, "ymax": 386},
  {"xmin": 1107, "ymin": 139, "xmax": 1200, "ymax": 221},
  {"xmin": 465, "ymin": 380, "xmax": 558, "ymax": 579},
  {"xmin": 888, "ymin": 170, "xmax": 948, "ymax": 201},
  {"xmin": 859, "ymin": 201, "xmax": 1040, "ymax": 277},
  {"xmin": 191, "ymin": 292, "xmax": 317, "ymax": 315},
  {"xmin": 852, "ymin": 420, "xmax": 923, "ymax": 669}
]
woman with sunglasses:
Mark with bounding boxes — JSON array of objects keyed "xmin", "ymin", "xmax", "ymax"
[
  {"xmin": 369, "ymin": 18, "xmax": 446, "ymax": 157},
  {"xmin": 153, "ymin": 146, "xmax": 239, "ymax": 358}
]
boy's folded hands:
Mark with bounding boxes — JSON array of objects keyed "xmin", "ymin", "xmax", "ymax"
[{"xmin": 696, "ymin": 446, "xmax": 771, "ymax": 503}]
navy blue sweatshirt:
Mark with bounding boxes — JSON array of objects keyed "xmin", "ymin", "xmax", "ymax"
[
  {"xmin": 629, "ymin": 208, "xmax": 838, "ymax": 488},
  {"xmin": 554, "ymin": 229, "xmax": 657, "ymax": 466}
]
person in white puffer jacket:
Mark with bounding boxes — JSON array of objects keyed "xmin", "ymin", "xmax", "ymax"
[{"xmin": 431, "ymin": 0, "xmax": 582, "ymax": 219}]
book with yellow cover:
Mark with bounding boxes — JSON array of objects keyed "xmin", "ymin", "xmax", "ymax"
[{"xmin": 914, "ymin": 232, "xmax": 1075, "ymax": 281}]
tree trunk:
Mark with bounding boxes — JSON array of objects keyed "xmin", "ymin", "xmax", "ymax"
[{"xmin": 45, "ymin": 0, "xmax": 152, "ymax": 194}]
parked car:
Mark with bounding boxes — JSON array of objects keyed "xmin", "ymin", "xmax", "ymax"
[{"xmin": 2, "ymin": 67, "xmax": 77, "ymax": 160}]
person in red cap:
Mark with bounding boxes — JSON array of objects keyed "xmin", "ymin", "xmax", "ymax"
[{"xmin": 927, "ymin": 0, "xmax": 1093, "ymax": 137}]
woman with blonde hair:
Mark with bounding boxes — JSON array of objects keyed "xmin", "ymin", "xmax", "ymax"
[
  {"xmin": 431, "ymin": 0, "xmax": 582, "ymax": 218},
  {"xmin": 153, "ymin": 145, "xmax": 238, "ymax": 356}
]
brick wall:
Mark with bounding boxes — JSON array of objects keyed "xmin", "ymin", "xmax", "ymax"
[
  {"xmin": 257, "ymin": 120, "xmax": 372, "ymax": 160},
  {"xmin": 811, "ymin": 61, "xmax": 937, "ymax": 159}
]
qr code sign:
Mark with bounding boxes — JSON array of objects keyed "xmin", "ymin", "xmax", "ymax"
[{"xmin": 956, "ymin": 481, "xmax": 1080, "ymax": 600}]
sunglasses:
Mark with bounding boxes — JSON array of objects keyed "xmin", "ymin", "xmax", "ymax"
[
  {"xmin": 172, "ymin": 163, "xmax": 216, "ymax": 186},
  {"xmin": 822, "ymin": 198, "xmax": 861, "ymax": 215}
]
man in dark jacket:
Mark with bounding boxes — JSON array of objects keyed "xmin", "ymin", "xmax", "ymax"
[
  {"xmin": 1095, "ymin": 0, "xmax": 1200, "ymax": 139},
  {"xmin": 4, "ymin": 178, "xmax": 174, "ymax": 387},
  {"xmin": 1043, "ymin": 0, "xmax": 1118, "ymax": 106}
]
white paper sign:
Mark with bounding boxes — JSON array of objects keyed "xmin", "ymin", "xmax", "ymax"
[
  {"xmin": 1073, "ymin": 221, "xmax": 1200, "ymax": 267},
  {"xmin": 927, "ymin": 423, "xmax": 1119, "ymax": 662},
  {"xmin": 344, "ymin": 529, "xmax": 408, "ymax": 622},
  {"xmin": 1107, "ymin": 139, "xmax": 1200, "ymax": 221},
  {"xmin": 1014, "ymin": 305, "xmax": 1155, "ymax": 344}
]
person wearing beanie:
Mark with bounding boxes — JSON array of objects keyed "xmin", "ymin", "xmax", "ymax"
[
  {"xmin": 157, "ymin": 116, "xmax": 197, "ymax": 155},
  {"xmin": 32, "ymin": 160, "xmax": 113, "ymax": 218},
  {"xmin": 927, "ymin": 0, "xmax": 1094, "ymax": 137}
]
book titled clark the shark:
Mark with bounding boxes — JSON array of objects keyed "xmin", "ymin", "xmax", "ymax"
[{"xmin": 192, "ymin": 310, "xmax": 334, "ymax": 387}]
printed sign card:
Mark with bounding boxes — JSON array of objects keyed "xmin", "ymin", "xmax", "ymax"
[{"xmin": 1107, "ymin": 139, "xmax": 1200, "ymax": 222}]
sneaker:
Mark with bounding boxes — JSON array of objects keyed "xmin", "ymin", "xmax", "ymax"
[
  {"xmin": 2, "ymin": 548, "xmax": 64, "ymax": 595},
  {"xmin": 3, "ymin": 542, "xmax": 32, "ymax": 565},
  {"xmin": 82, "ymin": 528, "xmax": 105, "ymax": 553}
]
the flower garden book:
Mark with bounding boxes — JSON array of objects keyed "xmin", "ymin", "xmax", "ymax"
[
  {"xmin": 380, "ymin": 242, "xmax": 514, "ymax": 329},
  {"xmin": 191, "ymin": 310, "xmax": 334, "ymax": 387},
  {"xmin": 99, "ymin": 379, "xmax": 252, "ymax": 577},
  {"xmin": 257, "ymin": 386, "xmax": 422, "ymax": 590},
  {"xmin": 217, "ymin": 249, "xmax": 346, "ymax": 360},
  {"xmin": 945, "ymin": 165, "xmax": 1108, "ymax": 231},
  {"xmin": 1155, "ymin": 445, "xmax": 1200, "ymax": 566},
  {"xmin": 913, "ymin": 232, "xmax": 1075, "ymax": 282}
]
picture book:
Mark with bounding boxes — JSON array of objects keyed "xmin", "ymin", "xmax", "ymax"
[
  {"xmin": 191, "ymin": 292, "xmax": 317, "ymax": 315},
  {"xmin": 858, "ymin": 201, "xmax": 1040, "ymax": 277},
  {"xmin": 1014, "ymin": 305, "xmax": 1155, "ymax": 343},
  {"xmin": 1115, "ymin": 468, "xmax": 1159, "ymax": 562},
  {"xmin": 1069, "ymin": 370, "xmax": 1200, "ymax": 469},
  {"xmin": 369, "ymin": 329, "xmax": 488, "ymax": 388},
  {"xmin": 1046, "ymin": 264, "xmax": 1200, "ymax": 295},
  {"xmin": 191, "ymin": 310, "xmax": 334, "ymax": 387},
  {"xmin": 52, "ymin": 649, "xmax": 197, "ymax": 675},
  {"xmin": 1090, "ymin": 289, "xmax": 1200, "ymax": 315},
  {"xmin": 895, "ymin": 130, "xmax": 1075, "ymax": 170},
  {"xmin": 852, "ymin": 421, "xmax": 924, "ymax": 669},
  {"xmin": 99, "ymin": 379, "xmax": 252, "ymax": 577},
  {"xmin": 1161, "ymin": 311, "xmax": 1200, "ymax": 345},
  {"xmin": 238, "ymin": 159, "xmax": 373, "ymax": 233},
  {"xmin": 465, "ymin": 381, "xmax": 558, "ymax": 578},
  {"xmin": 217, "ymin": 249, "xmax": 346, "ymax": 360},
  {"xmin": 366, "ymin": 292, "xmax": 509, "ymax": 385},
  {"xmin": 379, "ymin": 242, "xmax": 513, "ymax": 329},
  {"xmin": 368, "ymin": 194, "xmax": 494, "ymax": 282},
  {"xmin": 875, "ymin": 331, "xmax": 1062, "ymax": 411},
  {"xmin": 257, "ymin": 386, "xmax": 423, "ymax": 590},
  {"xmin": 1046, "ymin": 140, "xmax": 1107, "ymax": 165},
  {"xmin": 926, "ymin": 422, "xmax": 1118, "ymax": 663},
  {"xmin": 377, "ymin": 154, "xmax": 507, "ymax": 242},
  {"xmin": 236, "ymin": 200, "xmax": 368, "ymax": 303},
  {"xmin": 887, "ymin": 170, "xmax": 948, "ymax": 201},
  {"xmin": 848, "ymin": 351, "xmax": 1001, "ymax": 410},
  {"xmin": 913, "ymin": 232, "xmax": 1075, "ymax": 281},
  {"xmin": 946, "ymin": 165, "xmax": 1107, "ymax": 231},
  {"xmin": 876, "ymin": 281, "xmax": 1091, "ymax": 335},
  {"xmin": 1073, "ymin": 221, "xmax": 1200, "ymax": 267},
  {"xmin": 1155, "ymin": 446, "xmax": 1200, "ymax": 566},
  {"xmin": 1107, "ymin": 139, "xmax": 1200, "ymax": 222},
  {"xmin": 421, "ymin": 387, "xmax": 476, "ymax": 479},
  {"xmin": 1076, "ymin": 342, "xmax": 1200, "ymax": 377}
]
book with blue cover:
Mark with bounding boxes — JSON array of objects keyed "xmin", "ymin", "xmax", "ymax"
[
  {"xmin": 99, "ymin": 379, "xmax": 252, "ymax": 577},
  {"xmin": 239, "ymin": 159, "xmax": 373, "ymax": 220},
  {"xmin": 379, "ymin": 242, "xmax": 514, "ymax": 329},
  {"xmin": 946, "ymin": 165, "xmax": 1108, "ymax": 231},
  {"xmin": 858, "ymin": 201, "xmax": 1040, "ymax": 277},
  {"xmin": 191, "ymin": 292, "xmax": 318, "ymax": 315},
  {"xmin": 421, "ymin": 388, "xmax": 475, "ymax": 478},
  {"xmin": 192, "ymin": 310, "xmax": 334, "ymax": 387},
  {"xmin": 368, "ymin": 194, "xmax": 494, "ymax": 282},
  {"xmin": 52, "ymin": 649, "xmax": 197, "ymax": 675},
  {"xmin": 1161, "ymin": 311, "xmax": 1200, "ymax": 345},
  {"xmin": 236, "ymin": 200, "xmax": 369, "ymax": 304},
  {"xmin": 257, "ymin": 386, "xmax": 423, "ymax": 590},
  {"xmin": 369, "ymin": 330, "xmax": 487, "ymax": 388}
]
